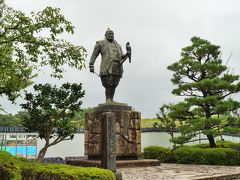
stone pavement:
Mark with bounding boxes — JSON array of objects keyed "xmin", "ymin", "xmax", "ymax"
[{"xmin": 119, "ymin": 163, "xmax": 240, "ymax": 180}]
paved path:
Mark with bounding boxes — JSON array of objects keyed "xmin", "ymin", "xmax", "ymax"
[{"xmin": 119, "ymin": 163, "xmax": 240, "ymax": 180}]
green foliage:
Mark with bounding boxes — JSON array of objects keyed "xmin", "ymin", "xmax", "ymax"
[
  {"xmin": 143, "ymin": 142, "xmax": 240, "ymax": 165},
  {"xmin": 0, "ymin": 3, "xmax": 86, "ymax": 104},
  {"xmin": 167, "ymin": 37, "xmax": 240, "ymax": 147},
  {"xmin": 0, "ymin": 111, "xmax": 29, "ymax": 127},
  {"xmin": 71, "ymin": 108, "xmax": 93, "ymax": 128},
  {"xmin": 192, "ymin": 140, "xmax": 240, "ymax": 149},
  {"xmin": 0, "ymin": 151, "xmax": 115, "ymax": 180},
  {"xmin": 156, "ymin": 104, "xmax": 179, "ymax": 147},
  {"xmin": 174, "ymin": 147, "xmax": 240, "ymax": 165},
  {"xmin": 216, "ymin": 140, "xmax": 240, "ymax": 151},
  {"xmin": 141, "ymin": 118, "xmax": 159, "ymax": 128},
  {"xmin": 223, "ymin": 110, "xmax": 240, "ymax": 134},
  {"xmin": 0, "ymin": 113, "xmax": 21, "ymax": 126},
  {"xmin": 143, "ymin": 146, "xmax": 175, "ymax": 163},
  {"xmin": 21, "ymin": 83, "xmax": 85, "ymax": 161},
  {"xmin": 156, "ymin": 104, "xmax": 178, "ymax": 130}
]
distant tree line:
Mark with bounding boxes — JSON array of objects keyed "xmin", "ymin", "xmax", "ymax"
[{"xmin": 0, "ymin": 108, "xmax": 92, "ymax": 128}]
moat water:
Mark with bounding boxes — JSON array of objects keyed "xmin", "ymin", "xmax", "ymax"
[{"xmin": 37, "ymin": 132, "xmax": 240, "ymax": 158}]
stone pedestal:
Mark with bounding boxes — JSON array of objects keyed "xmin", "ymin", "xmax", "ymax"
[{"xmin": 84, "ymin": 103, "xmax": 141, "ymax": 160}]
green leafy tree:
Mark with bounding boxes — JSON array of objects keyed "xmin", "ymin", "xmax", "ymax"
[
  {"xmin": 156, "ymin": 104, "xmax": 178, "ymax": 148},
  {"xmin": 0, "ymin": 113, "xmax": 21, "ymax": 126},
  {"xmin": 0, "ymin": 2, "xmax": 86, "ymax": 104},
  {"xmin": 0, "ymin": 111, "xmax": 30, "ymax": 127},
  {"xmin": 167, "ymin": 37, "xmax": 240, "ymax": 148},
  {"xmin": 223, "ymin": 109, "xmax": 240, "ymax": 135},
  {"xmin": 21, "ymin": 83, "xmax": 85, "ymax": 162}
]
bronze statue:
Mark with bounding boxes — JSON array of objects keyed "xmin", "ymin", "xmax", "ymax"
[{"xmin": 89, "ymin": 29, "xmax": 131, "ymax": 103}]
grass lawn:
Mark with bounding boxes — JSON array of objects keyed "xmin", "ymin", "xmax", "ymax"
[{"xmin": 141, "ymin": 118, "xmax": 159, "ymax": 128}]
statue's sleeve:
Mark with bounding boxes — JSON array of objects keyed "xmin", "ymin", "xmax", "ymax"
[{"xmin": 89, "ymin": 41, "xmax": 101, "ymax": 67}]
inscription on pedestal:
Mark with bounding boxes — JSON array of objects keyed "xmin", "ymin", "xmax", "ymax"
[{"xmin": 101, "ymin": 112, "xmax": 116, "ymax": 171}]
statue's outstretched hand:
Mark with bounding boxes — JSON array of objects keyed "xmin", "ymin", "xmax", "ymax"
[{"xmin": 90, "ymin": 66, "xmax": 94, "ymax": 73}]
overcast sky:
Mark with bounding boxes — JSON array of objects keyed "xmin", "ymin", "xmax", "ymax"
[{"xmin": 2, "ymin": 0, "xmax": 240, "ymax": 118}]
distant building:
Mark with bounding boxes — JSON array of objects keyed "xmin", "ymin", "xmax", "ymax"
[{"xmin": 0, "ymin": 126, "xmax": 37, "ymax": 158}]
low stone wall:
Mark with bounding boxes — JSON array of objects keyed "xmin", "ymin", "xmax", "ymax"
[{"xmin": 84, "ymin": 106, "xmax": 141, "ymax": 159}]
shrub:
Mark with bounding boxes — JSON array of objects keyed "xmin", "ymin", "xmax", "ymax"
[
  {"xmin": 216, "ymin": 140, "xmax": 240, "ymax": 151},
  {"xmin": 0, "ymin": 151, "xmax": 115, "ymax": 180},
  {"xmin": 174, "ymin": 147, "xmax": 240, "ymax": 165},
  {"xmin": 143, "ymin": 146, "xmax": 175, "ymax": 162},
  {"xmin": 191, "ymin": 143, "xmax": 211, "ymax": 148},
  {"xmin": 190, "ymin": 141, "xmax": 240, "ymax": 151}
]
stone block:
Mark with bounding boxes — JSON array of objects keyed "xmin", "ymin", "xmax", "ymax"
[
  {"xmin": 127, "ymin": 130, "xmax": 133, "ymax": 142},
  {"xmin": 89, "ymin": 134, "xmax": 101, "ymax": 143},
  {"xmin": 84, "ymin": 104, "xmax": 141, "ymax": 159},
  {"xmin": 90, "ymin": 119, "xmax": 101, "ymax": 134},
  {"xmin": 135, "ymin": 119, "xmax": 141, "ymax": 130},
  {"xmin": 88, "ymin": 143, "xmax": 93, "ymax": 155},
  {"xmin": 84, "ymin": 143, "xmax": 88, "ymax": 155},
  {"xmin": 84, "ymin": 129, "xmax": 89, "ymax": 143},
  {"xmin": 85, "ymin": 119, "xmax": 92, "ymax": 130},
  {"xmin": 129, "ymin": 119, "xmax": 134, "ymax": 129},
  {"xmin": 93, "ymin": 143, "xmax": 101, "ymax": 156},
  {"xmin": 116, "ymin": 135, "xmax": 125, "ymax": 155},
  {"xmin": 137, "ymin": 144, "xmax": 141, "ymax": 156},
  {"xmin": 116, "ymin": 122, "xmax": 121, "ymax": 134},
  {"xmin": 131, "ymin": 130, "xmax": 136, "ymax": 141},
  {"xmin": 136, "ymin": 130, "xmax": 141, "ymax": 143},
  {"xmin": 136, "ymin": 112, "xmax": 141, "ymax": 119},
  {"xmin": 126, "ymin": 143, "xmax": 137, "ymax": 156}
]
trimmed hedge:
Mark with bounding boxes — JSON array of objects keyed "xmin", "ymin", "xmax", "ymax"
[
  {"xmin": 143, "ymin": 146, "xmax": 175, "ymax": 162},
  {"xmin": 192, "ymin": 140, "xmax": 240, "ymax": 149},
  {"xmin": 0, "ymin": 151, "xmax": 115, "ymax": 180},
  {"xmin": 174, "ymin": 147, "xmax": 240, "ymax": 165},
  {"xmin": 142, "ymin": 144, "xmax": 240, "ymax": 165}
]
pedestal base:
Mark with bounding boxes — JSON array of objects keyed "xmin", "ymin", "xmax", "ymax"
[{"xmin": 84, "ymin": 103, "xmax": 141, "ymax": 159}]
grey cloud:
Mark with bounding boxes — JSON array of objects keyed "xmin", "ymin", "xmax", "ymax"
[{"xmin": 2, "ymin": 0, "xmax": 240, "ymax": 117}]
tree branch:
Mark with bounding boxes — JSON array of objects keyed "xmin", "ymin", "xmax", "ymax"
[
  {"xmin": 187, "ymin": 138, "xmax": 208, "ymax": 143},
  {"xmin": 0, "ymin": 21, "xmax": 22, "ymax": 38}
]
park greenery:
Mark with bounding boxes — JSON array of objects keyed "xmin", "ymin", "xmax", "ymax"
[
  {"xmin": 156, "ymin": 104, "xmax": 178, "ymax": 148},
  {"xmin": 141, "ymin": 118, "xmax": 159, "ymax": 128},
  {"xmin": 159, "ymin": 37, "xmax": 240, "ymax": 148},
  {"xmin": 0, "ymin": 112, "xmax": 22, "ymax": 126},
  {"xmin": 1, "ymin": 0, "xmax": 240, "ymax": 170},
  {"xmin": 0, "ymin": 1, "xmax": 88, "ymax": 161},
  {"xmin": 70, "ymin": 107, "xmax": 93, "ymax": 128},
  {"xmin": 0, "ymin": 151, "xmax": 115, "ymax": 179},
  {"xmin": 0, "ymin": 108, "xmax": 92, "ymax": 128},
  {"xmin": 0, "ymin": 1, "xmax": 86, "ymax": 108},
  {"xmin": 20, "ymin": 83, "xmax": 85, "ymax": 162},
  {"xmin": 143, "ymin": 141, "xmax": 240, "ymax": 165}
]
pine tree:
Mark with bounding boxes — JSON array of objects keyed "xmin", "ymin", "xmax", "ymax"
[{"xmin": 167, "ymin": 37, "xmax": 240, "ymax": 147}]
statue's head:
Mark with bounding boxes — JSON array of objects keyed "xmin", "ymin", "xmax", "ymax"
[{"xmin": 105, "ymin": 29, "xmax": 114, "ymax": 42}]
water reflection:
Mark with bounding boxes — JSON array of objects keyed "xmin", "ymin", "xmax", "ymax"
[{"xmin": 37, "ymin": 132, "xmax": 240, "ymax": 158}]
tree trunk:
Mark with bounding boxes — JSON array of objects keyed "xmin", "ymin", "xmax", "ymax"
[
  {"xmin": 37, "ymin": 137, "xmax": 50, "ymax": 162},
  {"xmin": 170, "ymin": 132, "xmax": 176, "ymax": 149},
  {"xmin": 36, "ymin": 136, "xmax": 64, "ymax": 162},
  {"xmin": 37, "ymin": 146, "xmax": 48, "ymax": 162},
  {"xmin": 207, "ymin": 134, "xmax": 216, "ymax": 148},
  {"xmin": 205, "ymin": 108, "xmax": 216, "ymax": 148}
]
